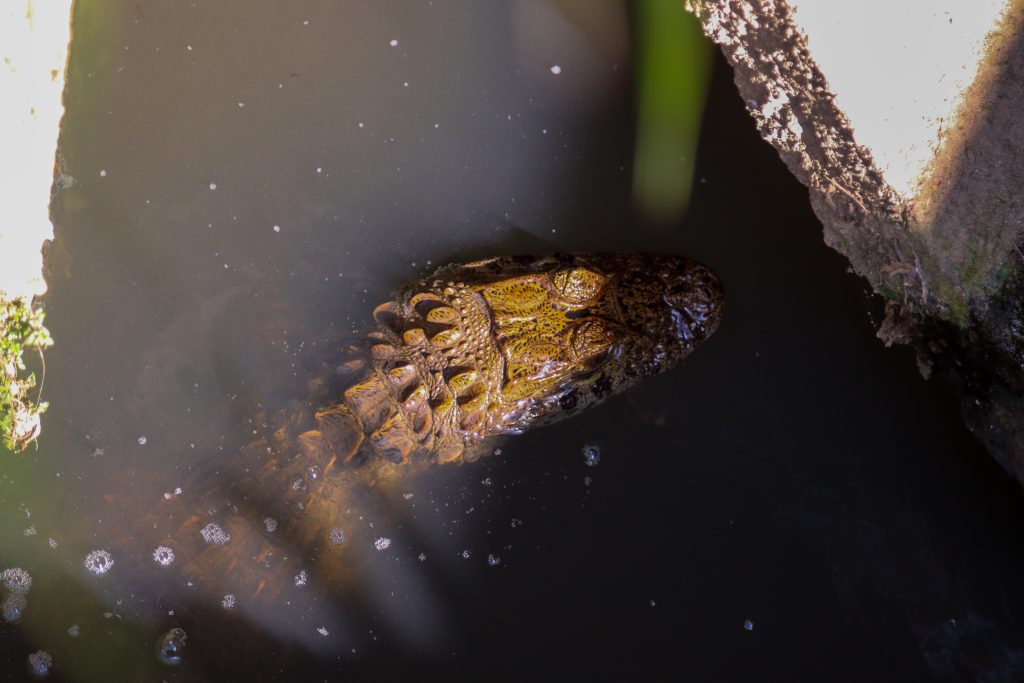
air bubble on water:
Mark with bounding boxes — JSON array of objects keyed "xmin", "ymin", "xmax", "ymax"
[
  {"xmin": 486, "ymin": 554, "xmax": 501, "ymax": 567},
  {"xmin": 67, "ymin": 624, "xmax": 80, "ymax": 638},
  {"xmin": 23, "ymin": 525, "xmax": 37, "ymax": 536},
  {"xmin": 418, "ymin": 553, "xmax": 427, "ymax": 562},
  {"xmin": 306, "ymin": 464, "xmax": 321, "ymax": 481},
  {"xmin": 461, "ymin": 550, "xmax": 471, "ymax": 559},
  {"xmin": 584, "ymin": 476, "xmax": 592, "ymax": 487},
  {"xmin": 329, "ymin": 527, "xmax": 345, "ymax": 546},
  {"xmin": 510, "ymin": 518, "xmax": 522, "ymax": 529},
  {"xmin": 26, "ymin": 650, "xmax": 52, "ymax": 679},
  {"xmin": 481, "ymin": 477, "xmax": 493, "ymax": 486},
  {"xmin": 389, "ymin": 39, "xmax": 398, "ymax": 47},
  {"xmin": 402, "ymin": 492, "xmax": 414, "ymax": 500},
  {"xmin": 157, "ymin": 627, "xmax": 187, "ymax": 666},
  {"xmin": 208, "ymin": 182, "xmax": 217, "ymax": 190},
  {"xmin": 317, "ymin": 626, "xmax": 330, "ymax": 637},
  {"xmin": 743, "ymin": 619, "xmax": 755, "ymax": 632},
  {"xmin": 2, "ymin": 592, "xmax": 27, "ymax": 622},
  {"xmin": 582, "ymin": 444, "xmax": 601, "ymax": 467},
  {"xmin": 200, "ymin": 523, "xmax": 230, "ymax": 545},
  {"xmin": 263, "ymin": 517, "xmax": 278, "ymax": 533},
  {"xmin": 153, "ymin": 546, "xmax": 175, "ymax": 566},
  {"xmin": 293, "ymin": 569, "xmax": 309, "ymax": 587},
  {"xmin": 1, "ymin": 567, "xmax": 32, "ymax": 593},
  {"xmin": 84, "ymin": 549, "xmax": 114, "ymax": 575},
  {"xmin": 47, "ymin": 538, "xmax": 58, "ymax": 549},
  {"xmin": 137, "ymin": 436, "xmax": 147, "ymax": 445},
  {"xmin": 291, "ymin": 478, "xmax": 307, "ymax": 492},
  {"xmin": 374, "ymin": 537, "xmax": 391, "ymax": 551},
  {"xmin": 550, "ymin": 64, "xmax": 562, "ymax": 75},
  {"xmin": 221, "ymin": 593, "xmax": 237, "ymax": 609}
]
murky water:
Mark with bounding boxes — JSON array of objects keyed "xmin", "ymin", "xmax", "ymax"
[{"xmin": 3, "ymin": 2, "xmax": 1024, "ymax": 681}]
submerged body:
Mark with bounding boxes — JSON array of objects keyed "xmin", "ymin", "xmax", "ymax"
[{"xmin": 115, "ymin": 253, "xmax": 723, "ymax": 626}]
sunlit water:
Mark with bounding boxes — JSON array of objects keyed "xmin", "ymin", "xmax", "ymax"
[{"xmin": 3, "ymin": 2, "xmax": 1024, "ymax": 682}]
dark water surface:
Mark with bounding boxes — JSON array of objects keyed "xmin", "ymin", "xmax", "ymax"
[{"xmin": 3, "ymin": 1, "xmax": 1024, "ymax": 681}]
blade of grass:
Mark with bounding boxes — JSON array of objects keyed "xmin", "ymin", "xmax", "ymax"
[{"xmin": 632, "ymin": 1, "xmax": 712, "ymax": 222}]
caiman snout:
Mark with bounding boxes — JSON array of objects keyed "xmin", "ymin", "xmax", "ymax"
[{"xmin": 664, "ymin": 261, "xmax": 724, "ymax": 342}]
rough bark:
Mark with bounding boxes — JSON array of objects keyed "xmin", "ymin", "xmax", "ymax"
[{"xmin": 685, "ymin": 1, "xmax": 1024, "ymax": 483}]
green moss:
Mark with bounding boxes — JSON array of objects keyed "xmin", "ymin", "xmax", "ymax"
[{"xmin": 1, "ymin": 295, "xmax": 54, "ymax": 452}]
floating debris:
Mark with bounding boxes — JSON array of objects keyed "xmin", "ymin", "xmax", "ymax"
[
  {"xmin": 83, "ymin": 549, "xmax": 114, "ymax": 575},
  {"xmin": 200, "ymin": 523, "xmax": 230, "ymax": 545},
  {"xmin": 157, "ymin": 627, "xmax": 187, "ymax": 666}
]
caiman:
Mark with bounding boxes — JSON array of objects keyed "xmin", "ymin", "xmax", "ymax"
[{"xmin": 104, "ymin": 253, "xmax": 723, "ymax": 628}]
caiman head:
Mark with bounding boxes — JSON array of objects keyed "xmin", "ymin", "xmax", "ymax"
[{"xmin": 411, "ymin": 253, "xmax": 724, "ymax": 438}]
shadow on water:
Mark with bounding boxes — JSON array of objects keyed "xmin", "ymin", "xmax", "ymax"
[{"xmin": 4, "ymin": 1, "xmax": 1024, "ymax": 682}]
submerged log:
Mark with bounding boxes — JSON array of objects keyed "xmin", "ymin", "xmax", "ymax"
[{"xmin": 685, "ymin": 1, "xmax": 1024, "ymax": 482}]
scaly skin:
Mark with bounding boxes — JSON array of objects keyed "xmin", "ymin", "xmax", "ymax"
[{"xmin": 118, "ymin": 253, "xmax": 723, "ymax": 615}]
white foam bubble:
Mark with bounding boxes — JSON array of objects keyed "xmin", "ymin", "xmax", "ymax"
[
  {"xmin": 83, "ymin": 549, "xmax": 114, "ymax": 575},
  {"xmin": 153, "ymin": 546, "xmax": 175, "ymax": 567},
  {"xmin": 200, "ymin": 523, "xmax": 230, "ymax": 545},
  {"xmin": 26, "ymin": 650, "xmax": 52, "ymax": 679},
  {"xmin": 1, "ymin": 567, "xmax": 32, "ymax": 593}
]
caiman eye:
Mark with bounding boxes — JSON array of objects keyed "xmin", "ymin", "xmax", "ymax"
[
  {"xmin": 550, "ymin": 267, "xmax": 606, "ymax": 305},
  {"xmin": 570, "ymin": 319, "xmax": 621, "ymax": 366}
]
